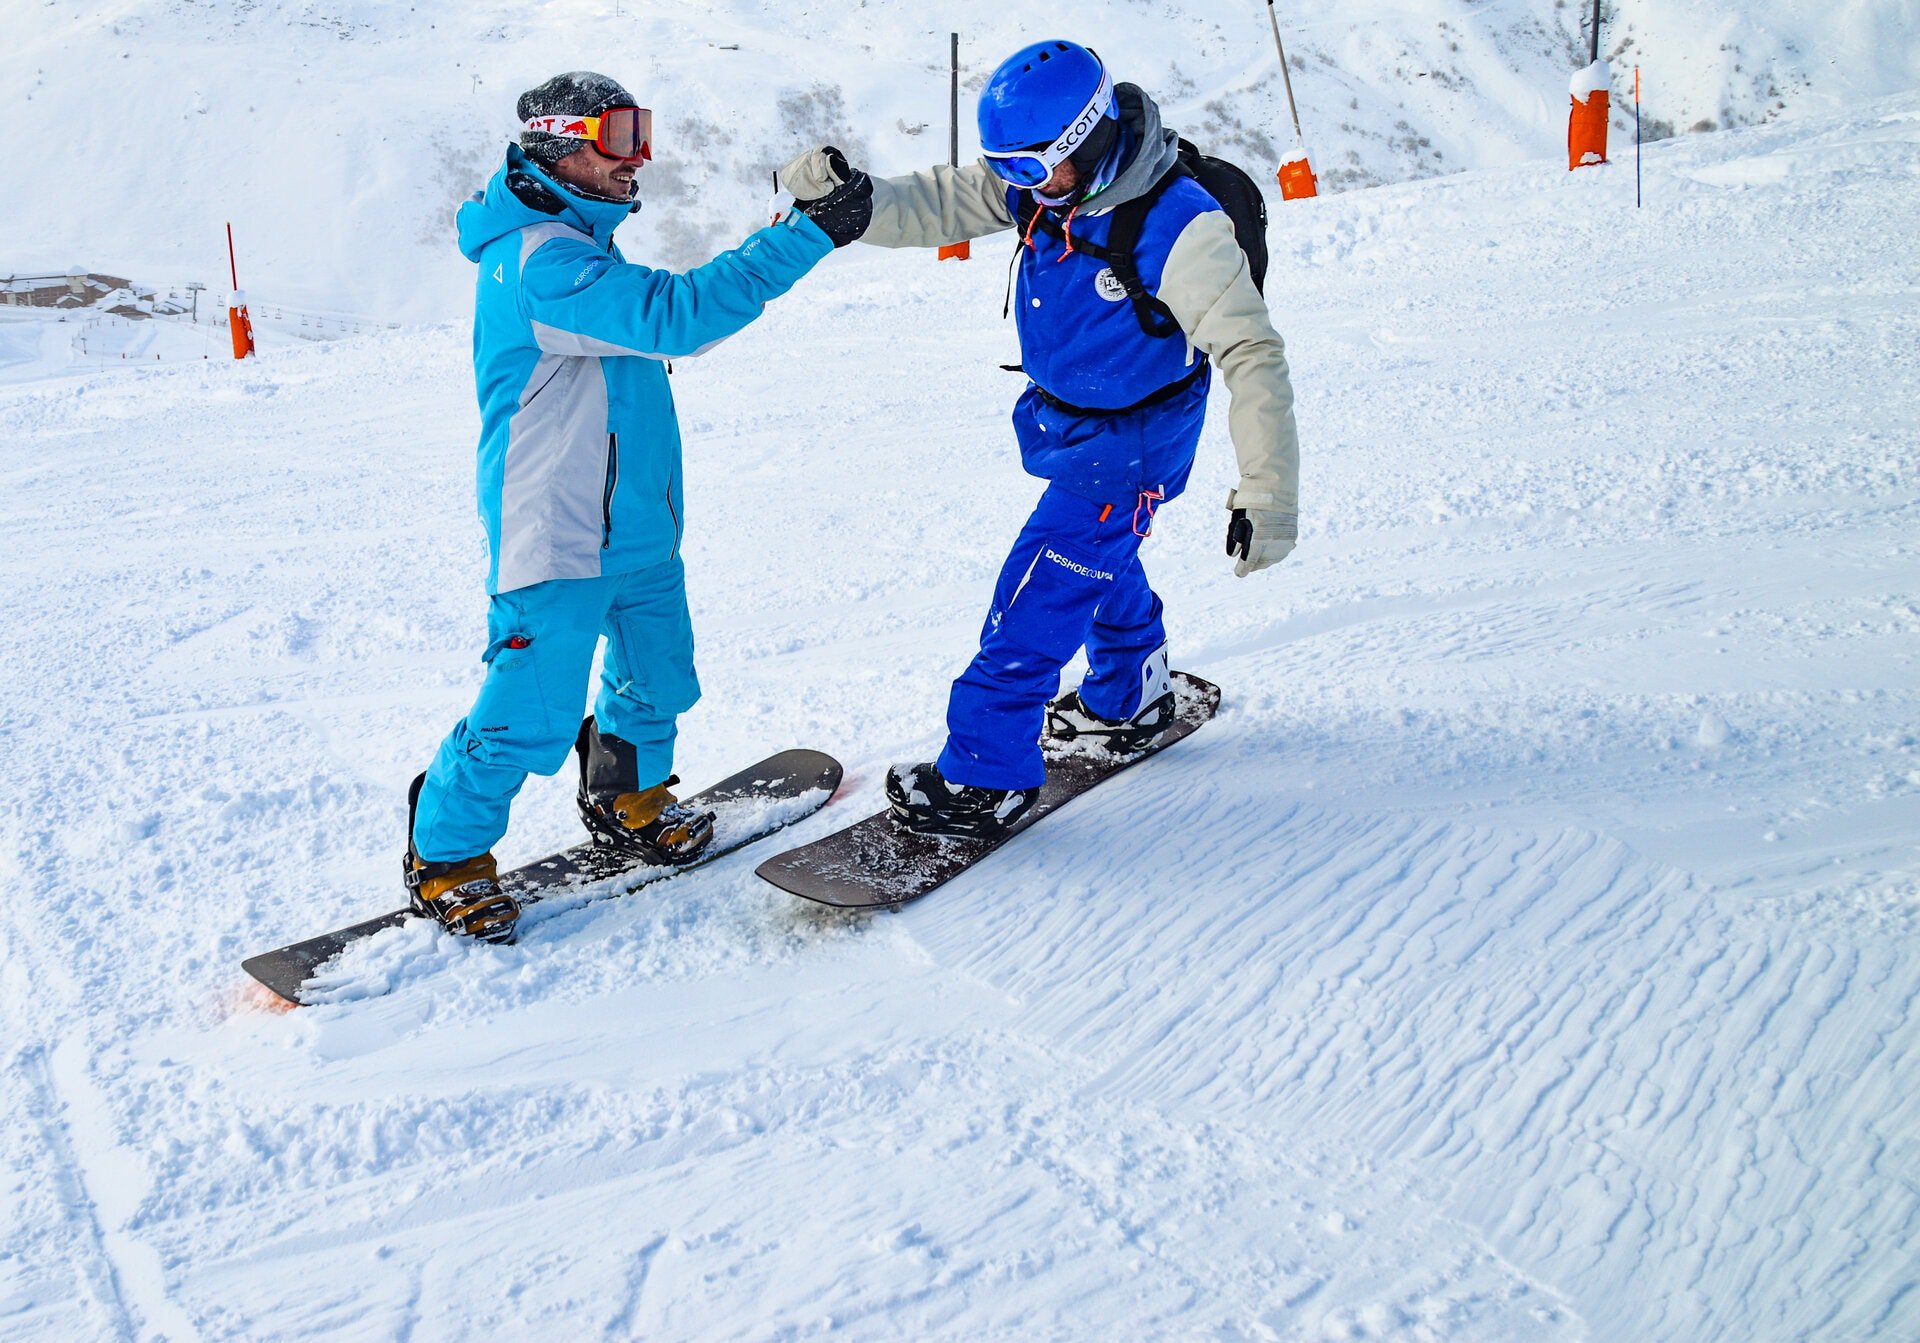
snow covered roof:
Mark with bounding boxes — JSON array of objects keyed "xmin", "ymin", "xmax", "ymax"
[{"xmin": 0, "ymin": 273, "xmax": 148, "ymax": 309}]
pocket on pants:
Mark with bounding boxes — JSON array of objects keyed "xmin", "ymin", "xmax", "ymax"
[
  {"xmin": 996, "ymin": 537, "xmax": 1118, "ymax": 664},
  {"xmin": 606, "ymin": 611, "xmax": 700, "ymax": 717},
  {"xmin": 468, "ymin": 631, "xmax": 551, "ymax": 743}
]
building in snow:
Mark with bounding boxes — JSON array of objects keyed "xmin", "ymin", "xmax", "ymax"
[{"xmin": 1, "ymin": 271, "xmax": 153, "ymax": 316}]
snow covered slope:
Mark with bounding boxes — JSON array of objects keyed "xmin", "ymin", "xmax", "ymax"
[
  {"xmin": 2, "ymin": 88, "xmax": 1916, "ymax": 1340},
  {"xmin": 5, "ymin": 0, "xmax": 1918, "ymax": 321}
]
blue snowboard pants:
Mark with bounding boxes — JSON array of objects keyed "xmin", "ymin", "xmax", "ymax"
[
  {"xmin": 412, "ymin": 558, "xmax": 700, "ymax": 862},
  {"xmin": 937, "ymin": 483, "xmax": 1170, "ymax": 792}
]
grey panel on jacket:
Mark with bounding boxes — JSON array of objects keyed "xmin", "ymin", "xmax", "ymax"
[
  {"xmin": 529, "ymin": 319, "xmax": 669, "ymax": 360},
  {"xmin": 497, "ymin": 352, "xmax": 611, "ymax": 593}
]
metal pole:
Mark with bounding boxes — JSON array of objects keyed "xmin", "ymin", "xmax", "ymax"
[
  {"xmin": 1265, "ymin": 0, "xmax": 1306, "ymax": 144},
  {"xmin": 936, "ymin": 33, "xmax": 974, "ymax": 258},
  {"xmin": 1590, "ymin": 0, "xmax": 1603, "ymax": 66},
  {"xmin": 949, "ymin": 33, "xmax": 961, "ymax": 169},
  {"xmin": 1636, "ymin": 66, "xmax": 1643, "ymax": 208},
  {"xmin": 226, "ymin": 223, "xmax": 239, "ymax": 290}
]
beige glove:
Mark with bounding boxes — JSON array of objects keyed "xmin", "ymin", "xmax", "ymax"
[
  {"xmin": 779, "ymin": 147, "xmax": 847, "ymax": 202},
  {"xmin": 1226, "ymin": 506, "xmax": 1298, "ymax": 577}
]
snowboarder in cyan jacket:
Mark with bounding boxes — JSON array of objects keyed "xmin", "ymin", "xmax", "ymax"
[
  {"xmin": 781, "ymin": 41, "xmax": 1301, "ymax": 839},
  {"xmin": 406, "ymin": 72, "xmax": 864, "ymax": 942}
]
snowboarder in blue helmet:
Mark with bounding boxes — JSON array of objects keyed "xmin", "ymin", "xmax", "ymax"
[
  {"xmin": 779, "ymin": 40, "xmax": 1301, "ymax": 839},
  {"xmin": 406, "ymin": 71, "xmax": 866, "ymax": 943}
]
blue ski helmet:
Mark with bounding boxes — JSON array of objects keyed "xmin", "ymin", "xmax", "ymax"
[{"xmin": 978, "ymin": 40, "xmax": 1120, "ymax": 190}]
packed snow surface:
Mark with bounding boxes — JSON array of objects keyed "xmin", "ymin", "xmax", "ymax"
[{"xmin": 3, "ymin": 82, "xmax": 1918, "ymax": 1343}]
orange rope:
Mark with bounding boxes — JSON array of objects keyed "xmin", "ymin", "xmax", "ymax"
[{"xmin": 1022, "ymin": 205, "xmax": 1045, "ymax": 253}]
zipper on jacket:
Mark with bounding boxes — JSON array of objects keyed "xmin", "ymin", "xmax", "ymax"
[
  {"xmin": 665, "ymin": 476, "xmax": 682, "ymax": 561},
  {"xmin": 602, "ymin": 433, "xmax": 619, "ymax": 550}
]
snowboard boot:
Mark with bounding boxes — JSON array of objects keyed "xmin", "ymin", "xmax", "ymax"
[
  {"xmin": 1044, "ymin": 687, "xmax": 1177, "ymax": 754},
  {"xmin": 885, "ymin": 761, "xmax": 1039, "ymax": 841},
  {"xmin": 574, "ymin": 716, "xmax": 716, "ymax": 865},
  {"xmin": 402, "ymin": 773, "xmax": 520, "ymax": 944},
  {"xmin": 1046, "ymin": 648, "xmax": 1178, "ymax": 755}
]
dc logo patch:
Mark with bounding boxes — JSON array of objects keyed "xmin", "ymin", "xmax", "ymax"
[{"xmin": 1094, "ymin": 268, "xmax": 1128, "ymax": 303}]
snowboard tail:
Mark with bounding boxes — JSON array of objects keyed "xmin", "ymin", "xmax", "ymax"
[
  {"xmin": 755, "ymin": 672, "xmax": 1219, "ymax": 910},
  {"xmin": 242, "ymin": 749, "xmax": 842, "ymax": 1006}
]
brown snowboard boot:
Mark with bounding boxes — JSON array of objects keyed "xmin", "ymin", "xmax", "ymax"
[
  {"xmin": 403, "ymin": 774, "xmax": 520, "ymax": 944},
  {"xmin": 573, "ymin": 717, "xmax": 716, "ymax": 865}
]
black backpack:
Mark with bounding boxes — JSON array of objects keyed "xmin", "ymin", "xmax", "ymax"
[{"xmin": 1013, "ymin": 138, "xmax": 1271, "ymax": 339}]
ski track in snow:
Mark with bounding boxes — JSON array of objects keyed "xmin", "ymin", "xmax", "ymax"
[{"xmin": 2, "ymin": 97, "xmax": 1918, "ymax": 1340}]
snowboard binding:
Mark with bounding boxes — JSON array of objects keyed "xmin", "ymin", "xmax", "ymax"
[
  {"xmin": 574, "ymin": 717, "xmax": 717, "ymax": 865},
  {"xmin": 885, "ymin": 761, "xmax": 1039, "ymax": 841},
  {"xmin": 1046, "ymin": 687, "xmax": 1178, "ymax": 756},
  {"xmin": 403, "ymin": 774, "xmax": 520, "ymax": 944}
]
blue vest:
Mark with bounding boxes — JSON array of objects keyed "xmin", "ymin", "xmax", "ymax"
[{"xmin": 1004, "ymin": 176, "xmax": 1221, "ymax": 504}]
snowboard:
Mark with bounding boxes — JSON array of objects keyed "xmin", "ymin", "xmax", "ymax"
[
  {"xmin": 755, "ymin": 672, "xmax": 1220, "ymax": 910},
  {"xmin": 242, "ymin": 749, "xmax": 843, "ymax": 1006}
]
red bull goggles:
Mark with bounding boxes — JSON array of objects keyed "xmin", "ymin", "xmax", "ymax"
[
  {"xmin": 523, "ymin": 106, "xmax": 653, "ymax": 162},
  {"xmin": 981, "ymin": 66, "xmax": 1116, "ymax": 188}
]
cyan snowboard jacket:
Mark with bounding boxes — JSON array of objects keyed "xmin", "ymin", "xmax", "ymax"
[{"xmin": 456, "ymin": 146, "xmax": 833, "ymax": 593}]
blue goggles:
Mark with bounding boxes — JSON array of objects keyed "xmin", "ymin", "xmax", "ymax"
[{"xmin": 981, "ymin": 68, "xmax": 1116, "ymax": 188}]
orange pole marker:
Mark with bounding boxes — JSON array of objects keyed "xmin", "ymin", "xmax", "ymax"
[
  {"xmin": 1278, "ymin": 150, "xmax": 1318, "ymax": 201},
  {"xmin": 226, "ymin": 223, "xmax": 256, "ymax": 359},
  {"xmin": 938, "ymin": 241, "xmax": 972, "ymax": 261},
  {"xmin": 1568, "ymin": 17, "xmax": 1611, "ymax": 173},
  {"xmin": 1265, "ymin": 1, "xmax": 1319, "ymax": 201},
  {"xmin": 1569, "ymin": 86, "xmax": 1610, "ymax": 169},
  {"xmin": 227, "ymin": 296, "xmax": 255, "ymax": 360}
]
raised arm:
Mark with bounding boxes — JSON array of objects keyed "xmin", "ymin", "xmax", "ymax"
[
  {"xmin": 517, "ymin": 212, "xmax": 833, "ymax": 359},
  {"xmin": 780, "ymin": 148, "xmax": 1015, "ymax": 250}
]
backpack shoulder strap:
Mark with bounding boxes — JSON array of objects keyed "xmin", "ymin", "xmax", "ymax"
[
  {"xmin": 1105, "ymin": 164, "xmax": 1187, "ymax": 339},
  {"xmin": 1009, "ymin": 164, "xmax": 1192, "ymax": 340}
]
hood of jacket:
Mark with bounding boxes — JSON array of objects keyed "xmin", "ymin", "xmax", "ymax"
[
  {"xmin": 456, "ymin": 144, "xmax": 642, "ymax": 261},
  {"xmin": 1085, "ymin": 84, "xmax": 1183, "ymax": 214}
]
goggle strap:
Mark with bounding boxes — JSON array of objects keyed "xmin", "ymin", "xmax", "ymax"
[{"xmin": 524, "ymin": 114, "xmax": 599, "ymax": 139}]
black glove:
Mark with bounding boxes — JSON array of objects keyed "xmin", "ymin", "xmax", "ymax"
[{"xmin": 795, "ymin": 147, "xmax": 873, "ymax": 248}]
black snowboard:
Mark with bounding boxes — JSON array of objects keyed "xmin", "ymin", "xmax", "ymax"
[
  {"xmin": 755, "ymin": 673, "xmax": 1219, "ymax": 909},
  {"xmin": 243, "ymin": 749, "xmax": 842, "ymax": 1005}
]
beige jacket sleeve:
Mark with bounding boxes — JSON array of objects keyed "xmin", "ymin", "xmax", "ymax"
[
  {"xmin": 779, "ymin": 148, "xmax": 1015, "ymax": 250},
  {"xmin": 1157, "ymin": 211, "xmax": 1300, "ymax": 518}
]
